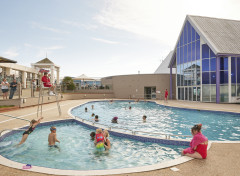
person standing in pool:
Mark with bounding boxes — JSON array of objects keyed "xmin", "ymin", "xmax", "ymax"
[
  {"xmin": 18, "ymin": 117, "xmax": 43, "ymax": 145},
  {"xmin": 91, "ymin": 105, "xmax": 94, "ymax": 109},
  {"xmin": 94, "ymin": 115, "xmax": 99, "ymax": 122},
  {"xmin": 182, "ymin": 124, "xmax": 208, "ymax": 159},
  {"xmin": 103, "ymin": 129, "xmax": 111, "ymax": 150},
  {"xmin": 142, "ymin": 115, "xmax": 147, "ymax": 122},
  {"xmin": 48, "ymin": 126, "xmax": 60, "ymax": 147},
  {"xmin": 85, "ymin": 107, "xmax": 88, "ymax": 112}
]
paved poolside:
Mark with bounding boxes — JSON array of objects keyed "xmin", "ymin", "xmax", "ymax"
[{"xmin": 0, "ymin": 99, "xmax": 239, "ymax": 176}]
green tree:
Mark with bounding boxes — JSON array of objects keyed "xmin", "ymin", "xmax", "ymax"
[{"xmin": 62, "ymin": 76, "xmax": 76, "ymax": 90}]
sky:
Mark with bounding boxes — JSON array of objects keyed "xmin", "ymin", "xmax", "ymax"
[{"xmin": 1, "ymin": 0, "xmax": 240, "ymax": 78}]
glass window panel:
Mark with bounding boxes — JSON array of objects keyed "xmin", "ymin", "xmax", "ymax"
[
  {"xmin": 178, "ymin": 88, "xmax": 180, "ymax": 100},
  {"xmin": 177, "ymin": 48, "xmax": 180, "ymax": 65},
  {"xmin": 185, "ymin": 87, "xmax": 188, "ymax": 100},
  {"xmin": 220, "ymin": 57, "xmax": 228, "ymax": 70},
  {"xmin": 192, "ymin": 27, "xmax": 195, "ymax": 41},
  {"xmin": 210, "ymin": 72, "xmax": 216, "ymax": 84},
  {"xmin": 189, "ymin": 87, "xmax": 192, "ymax": 101},
  {"xmin": 197, "ymin": 87, "xmax": 201, "ymax": 101},
  {"xmin": 237, "ymin": 58, "xmax": 240, "ymax": 83},
  {"xmin": 196, "ymin": 32, "xmax": 200, "ymax": 40},
  {"xmin": 202, "ymin": 72, "xmax": 210, "ymax": 84},
  {"xmin": 231, "ymin": 57, "xmax": 236, "ymax": 83},
  {"xmin": 177, "ymin": 41, "xmax": 180, "ymax": 48},
  {"xmin": 184, "ymin": 63, "xmax": 188, "ymax": 86},
  {"xmin": 202, "ymin": 59, "xmax": 210, "ymax": 72},
  {"xmin": 196, "ymin": 40, "xmax": 200, "ymax": 60},
  {"xmin": 184, "ymin": 24, "xmax": 187, "ymax": 45},
  {"xmin": 180, "ymin": 47, "xmax": 183, "ymax": 64},
  {"xmin": 177, "ymin": 74, "xmax": 180, "ymax": 86},
  {"xmin": 211, "ymin": 85, "xmax": 216, "ymax": 102},
  {"xmin": 184, "ymin": 45, "xmax": 187, "ymax": 63},
  {"xmin": 210, "ymin": 57, "xmax": 216, "ymax": 71},
  {"xmin": 202, "ymin": 44, "xmax": 209, "ymax": 59},
  {"xmin": 187, "ymin": 44, "xmax": 191, "ymax": 62},
  {"xmin": 232, "ymin": 85, "xmax": 236, "ymax": 97},
  {"xmin": 202, "ymin": 85, "xmax": 210, "ymax": 102},
  {"xmin": 187, "ymin": 21, "xmax": 191, "ymax": 43},
  {"xmin": 180, "ymin": 88, "xmax": 184, "ymax": 100},
  {"xmin": 180, "ymin": 32, "xmax": 184, "ymax": 46},
  {"xmin": 192, "ymin": 61, "xmax": 196, "ymax": 85},
  {"xmin": 210, "ymin": 49, "xmax": 215, "ymax": 58},
  {"xmin": 193, "ymin": 87, "xmax": 196, "ymax": 101},
  {"xmin": 220, "ymin": 85, "xmax": 229, "ymax": 102},
  {"xmin": 220, "ymin": 71, "xmax": 228, "ymax": 84},
  {"xmin": 237, "ymin": 85, "xmax": 240, "ymax": 96},
  {"xmin": 192, "ymin": 42, "xmax": 196, "ymax": 61},
  {"xmin": 196, "ymin": 60, "xmax": 201, "ymax": 85}
]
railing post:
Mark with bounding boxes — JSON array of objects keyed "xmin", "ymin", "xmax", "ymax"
[{"xmin": 18, "ymin": 83, "xmax": 21, "ymax": 99}]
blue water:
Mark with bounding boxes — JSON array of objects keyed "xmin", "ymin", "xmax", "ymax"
[
  {"xmin": 71, "ymin": 101, "xmax": 240, "ymax": 141},
  {"xmin": 0, "ymin": 122, "xmax": 184, "ymax": 170}
]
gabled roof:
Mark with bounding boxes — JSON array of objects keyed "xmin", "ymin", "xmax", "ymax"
[
  {"xmin": 154, "ymin": 51, "xmax": 176, "ymax": 74},
  {"xmin": 73, "ymin": 74, "xmax": 95, "ymax": 81},
  {"xmin": 36, "ymin": 58, "xmax": 54, "ymax": 64},
  {"xmin": 169, "ymin": 15, "xmax": 240, "ymax": 68},
  {"xmin": 0, "ymin": 56, "xmax": 17, "ymax": 63}
]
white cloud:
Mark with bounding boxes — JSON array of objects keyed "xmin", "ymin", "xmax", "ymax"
[
  {"xmin": 31, "ymin": 22, "xmax": 70, "ymax": 34},
  {"xmin": 94, "ymin": 0, "xmax": 240, "ymax": 47},
  {"xmin": 62, "ymin": 20, "xmax": 98, "ymax": 30},
  {"xmin": 92, "ymin": 37, "xmax": 119, "ymax": 44},
  {"xmin": 2, "ymin": 48, "xmax": 19, "ymax": 58}
]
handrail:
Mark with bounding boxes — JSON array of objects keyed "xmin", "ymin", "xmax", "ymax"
[
  {"xmin": 75, "ymin": 116, "xmax": 191, "ymax": 140},
  {"xmin": 0, "ymin": 129, "xmax": 26, "ymax": 137},
  {"xmin": 0, "ymin": 113, "xmax": 31, "ymax": 122}
]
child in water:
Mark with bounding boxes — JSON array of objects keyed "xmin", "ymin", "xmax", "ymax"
[
  {"xmin": 94, "ymin": 128, "xmax": 105, "ymax": 151},
  {"xmin": 18, "ymin": 117, "xmax": 43, "ymax": 145},
  {"xmin": 142, "ymin": 115, "xmax": 147, "ymax": 122},
  {"xmin": 90, "ymin": 132, "xmax": 95, "ymax": 140},
  {"xmin": 95, "ymin": 115, "xmax": 99, "ymax": 122},
  {"xmin": 48, "ymin": 126, "xmax": 60, "ymax": 147}
]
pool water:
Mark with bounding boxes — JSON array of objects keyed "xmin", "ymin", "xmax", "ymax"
[
  {"xmin": 0, "ymin": 122, "xmax": 184, "ymax": 170},
  {"xmin": 71, "ymin": 101, "xmax": 240, "ymax": 141}
]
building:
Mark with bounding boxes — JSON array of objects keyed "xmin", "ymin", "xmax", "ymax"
[
  {"xmin": 155, "ymin": 51, "xmax": 176, "ymax": 74},
  {"xmin": 101, "ymin": 74, "xmax": 175, "ymax": 99},
  {"xmin": 0, "ymin": 56, "xmax": 38, "ymax": 88},
  {"xmin": 72, "ymin": 74, "xmax": 101, "ymax": 89},
  {"xmin": 169, "ymin": 15, "xmax": 240, "ymax": 103}
]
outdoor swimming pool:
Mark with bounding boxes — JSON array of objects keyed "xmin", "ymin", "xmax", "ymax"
[
  {"xmin": 71, "ymin": 101, "xmax": 240, "ymax": 141},
  {"xmin": 0, "ymin": 121, "xmax": 184, "ymax": 170}
]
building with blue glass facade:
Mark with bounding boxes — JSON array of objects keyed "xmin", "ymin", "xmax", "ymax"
[{"xmin": 169, "ymin": 15, "xmax": 240, "ymax": 103}]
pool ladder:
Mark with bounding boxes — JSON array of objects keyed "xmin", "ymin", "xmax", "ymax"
[{"xmin": 37, "ymin": 83, "xmax": 61, "ymax": 117}]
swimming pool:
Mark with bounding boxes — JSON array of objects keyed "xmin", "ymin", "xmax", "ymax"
[
  {"xmin": 71, "ymin": 101, "xmax": 240, "ymax": 141},
  {"xmin": 0, "ymin": 121, "xmax": 184, "ymax": 170}
]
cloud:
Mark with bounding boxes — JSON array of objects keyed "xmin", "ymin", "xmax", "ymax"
[
  {"xmin": 62, "ymin": 20, "xmax": 98, "ymax": 30},
  {"xmin": 94, "ymin": 0, "xmax": 240, "ymax": 47},
  {"xmin": 92, "ymin": 37, "xmax": 119, "ymax": 44},
  {"xmin": 31, "ymin": 22, "xmax": 70, "ymax": 34},
  {"xmin": 2, "ymin": 48, "xmax": 19, "ymax": 58}
]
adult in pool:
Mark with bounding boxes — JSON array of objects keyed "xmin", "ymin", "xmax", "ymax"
[
  {"xmin": 18, "ymin": 117, "xmax": 43, "ymax": 145},
  {"xmin": 182, "ymin": 124, "xmax": 208, "ymax": 159},
  {"xmin": 103, "ymin": 129, "xmax": 111, "ymax": 150}
]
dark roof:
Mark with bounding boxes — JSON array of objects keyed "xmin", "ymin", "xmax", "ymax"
[
  {"xmin": 36, "ymin": 58, "xmax": 54, "ymax": 64},
  {"xmin": 0, "ymin": 56, "xmax": 17, "ymax": 63},
  {"xmin": 169, "ymin": 15, "xmax": 240, "ymax": 68}
]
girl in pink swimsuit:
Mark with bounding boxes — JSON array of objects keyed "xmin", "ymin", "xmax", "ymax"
[{"xmin": 182, "ymin": 124, "xmax": 208, "ymax": 159}]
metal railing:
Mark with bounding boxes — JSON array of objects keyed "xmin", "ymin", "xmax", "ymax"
[{"xmin": 74, "ymin": 116, "xmax": 191, "ymax": 140}]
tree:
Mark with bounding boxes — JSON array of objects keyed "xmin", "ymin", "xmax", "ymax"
[{"xmin": 62, "ymin": 76, "xmax": 76, "ymax": 90}]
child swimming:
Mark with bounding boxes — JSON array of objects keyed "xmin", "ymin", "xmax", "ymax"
[
  {"xmin": 18, "ymin": 117, "xmax": 43, "ymax": 145},
  {"xmin": 94, "ymin": 128, "xmax": 105, "ymax": 151},
  {"xmin": 48, "ymin": 126, "xmax": 60, "ymax": 147},
  {"xmin": 142, "ymin": 115, "xmax": 147, "ymax": 122}
]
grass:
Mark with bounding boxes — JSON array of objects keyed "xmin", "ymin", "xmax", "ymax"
[{"xmin": 0, "ymin": 105, "xmax": 15, "ymax": 108}]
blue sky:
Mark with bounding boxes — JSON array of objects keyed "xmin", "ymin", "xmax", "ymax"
[{"xmin": 0, "ymin": 0, "xmax": 240, "ymax": 78}]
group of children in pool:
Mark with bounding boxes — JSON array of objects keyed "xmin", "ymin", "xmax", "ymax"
[{"xmin": 18, "ymin": 101, "xmax": 208, "ymax": 159}]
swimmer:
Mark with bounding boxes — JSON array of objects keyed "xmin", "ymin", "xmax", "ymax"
[
  {"xmin": 94, "ymin": 128, "xmax": 105, "ymax": 151},
  {"xmin": 18, "ymin": 117, "xmax": 43, "ymax": 145},
  {"xmin": 95, "ymin": 115, "xmax": 99, "ymax": 122},
  {"xmin": 111, "ymin": 117, "xmax": 118, "ymax": 123},
  {"xmin": 91, "ymin": 113, "xmax": 95, "ymax": 117},
  {"xmin": 48, "ymin": 126, "xmax": 60, "ymax": 147},
  {"xmin": 129, "ymin": 106, "xmax": 132, "ymax": 110},
  {"xmin": 91, "ymin": 105, "xmax": 94, "ymax": 109},
  {"xmin": 142, "ymin": 115, "xmax": 147, "ymax": 122},
  {"xmin": 90, "ymin": 132, "xmax": 95, "ymax": 140},
  {"xmin": 103, "ymin": 130, "xmax": 111, "ymax": 150},
  {"xmin": 85, "ymin": 107, "xmax": 88, "ymax": 112}
]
